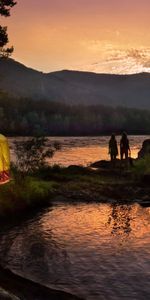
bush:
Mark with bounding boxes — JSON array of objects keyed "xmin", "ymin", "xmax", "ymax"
[
  {"xmin": 132, "ymin": 155, "xmax": 150, "ymax": 180},
  {"xmin": 13, "ymin": 136, "xmax": 60, "ymax": 174}
]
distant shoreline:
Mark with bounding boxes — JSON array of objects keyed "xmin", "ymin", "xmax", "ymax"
[{"xmin": 7, "ymin": 133, "xmax": 150, "ymax": 138}]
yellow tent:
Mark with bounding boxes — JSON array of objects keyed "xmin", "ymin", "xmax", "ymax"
[{"xmin": 0, "ymin": 134, "xmax": 10, "ymax": 183}]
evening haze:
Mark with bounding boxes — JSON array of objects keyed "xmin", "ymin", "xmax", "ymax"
[{"xmin": 2, "ymin": 0, "xmax": 150, "ymax": 73}]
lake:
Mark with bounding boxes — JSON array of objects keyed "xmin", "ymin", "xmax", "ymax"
[
  {"xmin": 9, "ymin": 135, "xmax": 149, "ymax": 167},
  {"xmin": 3, "ymin": 135, "xmax": 150, "ymax": 299},
  {"xmin": 0, "ymin": 202, "xmax": 150, "ymax": 300}
]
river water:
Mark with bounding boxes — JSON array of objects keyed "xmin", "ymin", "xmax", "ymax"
[
  {"xmin": 9, "ymin": 135, "xmax": 150, "ymax": 167},
  {"xmin": 0, "ymin": 202, "xmax": 150, "ymax": 300},
  {"xmin": 3, "ymin": 135, "xmax": 150, "ymax": 299}
]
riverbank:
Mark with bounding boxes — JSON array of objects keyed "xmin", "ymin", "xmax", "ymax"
[
  {"xmin": 0, "ymin": 160, "xmax": 150, "ymax": 223},
  {"xmin": 51, "ymin": 164, "xmax": 150, "ymax": 205},
  {"xmin": 0, "ymin": 159, "xmax": 150, "ymax": 300},
  {"xmin": 0, "ymin": 266, "xmax": 83, "ymax": 300}
]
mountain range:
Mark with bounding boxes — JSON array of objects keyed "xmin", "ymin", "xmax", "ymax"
[{"xmin": 0, "ymin": 58, "xmax": 150, "ymax": 109}]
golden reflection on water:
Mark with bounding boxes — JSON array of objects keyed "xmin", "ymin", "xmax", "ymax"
[
  {"xmin": 1, "ymin": 203, "xmax": 150, "ymax": 300},
  {"xmin": 108, "ymin": 204, "xmax": 132, "ymax": 235},
  {"xmin": 50, "ymin": 145, "xmax": 139, "ymax": 166},
  {"xmin": 9, "ymin": 136, "xmax": 148, "ymax": 167},
  {"xmin": 41, "ymin": 203, "xmax": 150, "ymax": 251}
]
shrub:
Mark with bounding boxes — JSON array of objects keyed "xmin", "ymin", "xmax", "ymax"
[
  {"xmin": 132, "ymin": 155, "xmax": 150, "ymax": 180},
  {"xmin": 13, "ymin": 136, "xmax": 60, "ymax": 175}
]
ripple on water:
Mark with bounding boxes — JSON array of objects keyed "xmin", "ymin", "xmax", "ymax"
[{"xmin": 0, "ymin": 203, "xmax": 150, "ymax": 300}]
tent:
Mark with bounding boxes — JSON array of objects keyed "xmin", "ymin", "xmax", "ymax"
[{"xmin": 0, "ymin": 134, "xmax": 10, "ymax": 184}]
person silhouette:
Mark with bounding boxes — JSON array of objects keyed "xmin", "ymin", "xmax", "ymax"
[
  {"xmin": 120, "ymin": 132, "xmax": 130, "ymax": 166},
  {"xmin": 108, "ymin": 133, "xmax": 118, "ymax": 165}
]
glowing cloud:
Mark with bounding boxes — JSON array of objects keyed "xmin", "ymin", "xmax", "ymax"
[{"xmin": 3, "ymin": 0, "xmax": 150, "ymax": 73}]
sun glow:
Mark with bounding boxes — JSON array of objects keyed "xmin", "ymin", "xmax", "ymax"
[{"xmin": 3, "ymin": 0, "xmax": 150, "ymax": 73}]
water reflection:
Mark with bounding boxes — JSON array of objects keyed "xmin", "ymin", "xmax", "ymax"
[
  {"xmin": 108, "ymin": 204, "xmax": 131, "ymax": 235},
  {"xmin": 8, "ymin": 135, "xmax": 149, "ymax": 167},
  {"xmin": 0, "ymin": 203, "xmax": 150, "ymax": 299}
]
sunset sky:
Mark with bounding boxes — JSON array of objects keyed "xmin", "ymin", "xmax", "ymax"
[{"xmin": 2, "ymin": 0, "xmax": 150, "ymax": 74}]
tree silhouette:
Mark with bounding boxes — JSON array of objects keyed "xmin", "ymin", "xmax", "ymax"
[{"xmin": 0, "ymin": 0, "xmax": 16, "ymax": 58}]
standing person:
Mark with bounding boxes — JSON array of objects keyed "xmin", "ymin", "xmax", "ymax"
[
  {"xmin": 108, "ymin": 133, "xmax": 118, "ymax": 165},
  {"xmin": 120, "ymin": 132, "xmax": 130, "ymax": 162}
]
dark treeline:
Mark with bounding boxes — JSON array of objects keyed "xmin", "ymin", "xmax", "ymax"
[{"xmin": 0, "ymin": 92, "xmax": 150, "ymax": 136}]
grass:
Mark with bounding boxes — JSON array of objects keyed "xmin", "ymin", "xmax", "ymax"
[
  {"xmin": 0, "ymin": 175, "xmax": 57, "ymax": 218},
  {"xmin": 131, "ymin": 155, "xmax": 150, "ymax": 180},
  {"xmin": 0, "ymin": 166, "xmax": 117, "ymax": 218},
  {"xmin": 0, "ymin": 161, "xmax": 149, "ymax": 220}
]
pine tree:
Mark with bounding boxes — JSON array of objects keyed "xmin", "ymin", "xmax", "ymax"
[{"xmin": 0, "ymin": 0, "xmax": 16, "ymax": 58}]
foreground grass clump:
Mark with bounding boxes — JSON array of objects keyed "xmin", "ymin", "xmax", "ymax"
[
  {"xmin": 132, "ymin": 155, "xmax": 150, "ymax": 180},
  {"xmin": 0, "ymin": 164, "xmax": 121, "ymax": 218},
  {"xmin": 0, "ymin": 136, "xmax": 62, "ymax": 219},
  {"xmin": 0, "ymin": 175, "xmax": 57, "ymax": 218}
]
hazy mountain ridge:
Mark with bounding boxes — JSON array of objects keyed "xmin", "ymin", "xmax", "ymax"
[{"xmin": 0, "ymin": 58, "xmax": 150, "ymax": 109}]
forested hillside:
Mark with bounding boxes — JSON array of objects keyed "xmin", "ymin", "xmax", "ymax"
[{"xmin": 0, "ymin": 92, "xmax": 150, "ymax": 136}]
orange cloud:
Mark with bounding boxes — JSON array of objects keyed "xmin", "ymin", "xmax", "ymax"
[{"xmin": 2, "ymin": 0, "xmax": 150, "ymax": 73}]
